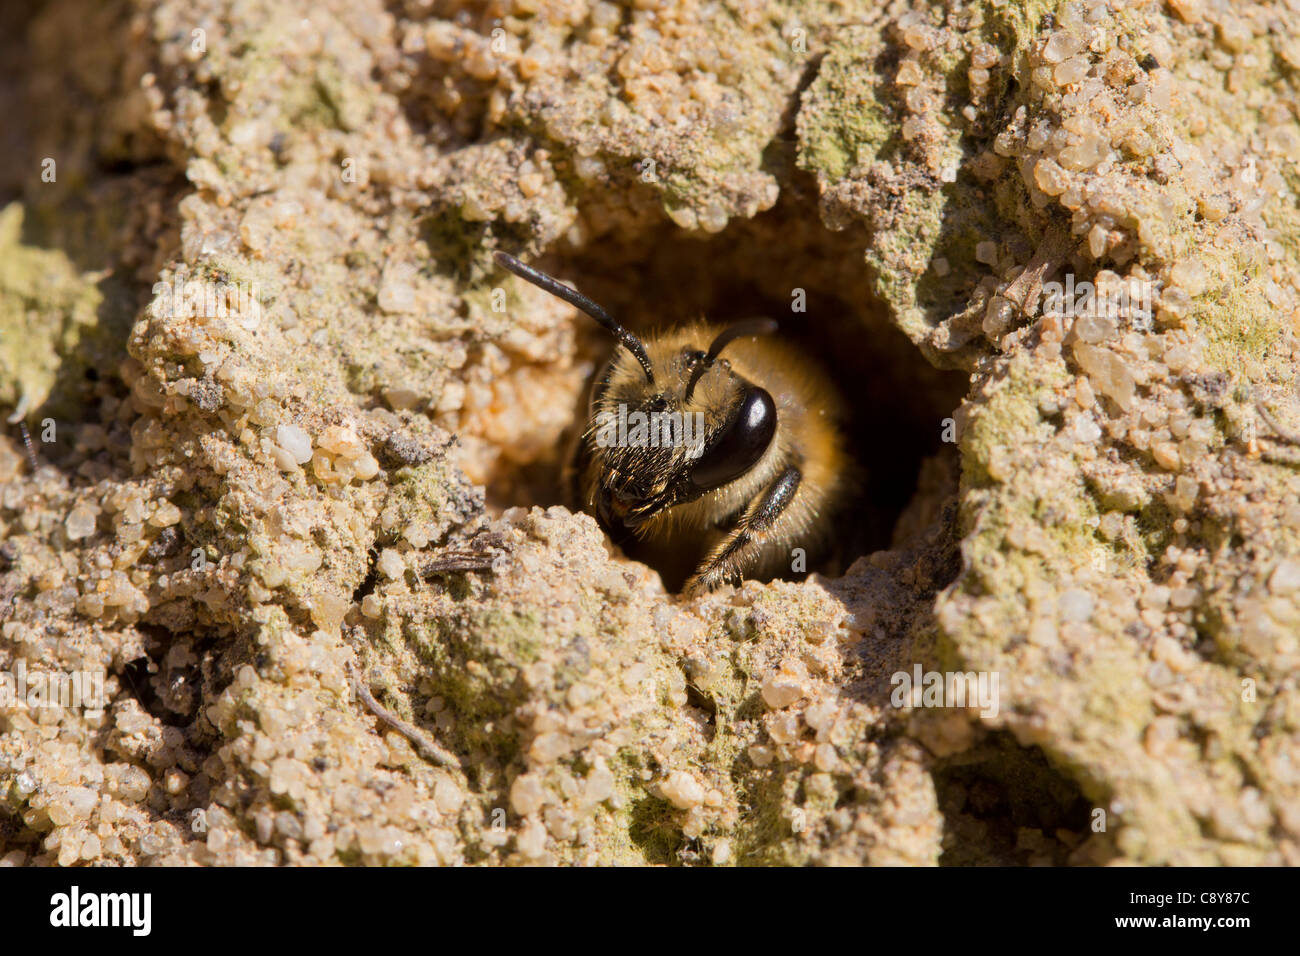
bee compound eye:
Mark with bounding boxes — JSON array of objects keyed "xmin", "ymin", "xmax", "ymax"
[{"xmin": 687, "ymin": 386, "xmax": 776, "ymax": 492}]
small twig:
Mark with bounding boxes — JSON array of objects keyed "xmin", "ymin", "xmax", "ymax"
[
  {"xmin": 421, "ymin": 550, "xmax": 498, "ymax": 576},
  {"xmin": 7, "ymin": 395, "xmax": 38, "ymax": 473},
  {"xmin": 1257, "ymin": 403, "xmax": 1300, "ymax": 445},
  {"xmin": 347, "ymin": 660, "xmax": 460, "ymax": 769},
  {"xmin": 419, "ymin": 532, "xmax": 507, "ymax": 578},
  {"xmin": 1004, "ymin": 229, "xmax": 1074, "ymax": 319},
  {"xmin": 17, "ymin": 423, "xmax": 38, "ymax": 473}
]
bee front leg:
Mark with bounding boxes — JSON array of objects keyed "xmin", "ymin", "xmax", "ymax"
[{"xmin": 687, "ymin": 465, "xmax": 802, "ymax": 593}]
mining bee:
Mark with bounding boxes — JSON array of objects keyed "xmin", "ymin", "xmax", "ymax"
[{"xmin": 494, "ymin": 251, "xmax": 854, "ymax": 593}]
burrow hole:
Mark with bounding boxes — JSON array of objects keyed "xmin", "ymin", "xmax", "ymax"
[
  {"xmin": 934, "ymin": 732, "xmax": 1115, "ymax": 866},
  {"xmin": 487, "ymin": 183, "xmax": 968, "ymax": 588}
]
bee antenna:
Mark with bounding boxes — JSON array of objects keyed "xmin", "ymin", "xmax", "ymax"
[
  {"xmin": 684, "ymin": 318, "xmax": 778, "ymax": 402},
  {"xmin": 493, "ymin": 252, "xmax": 655, "ymax": 384}
]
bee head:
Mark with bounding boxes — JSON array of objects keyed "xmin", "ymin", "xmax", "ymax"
[
  {"xmin": 590, "ymin": 322, "xmax": 778, "ymax": 533},
  {"xmin": 492, "ymin": 252, "xmax": 778, "ymax": 534}
]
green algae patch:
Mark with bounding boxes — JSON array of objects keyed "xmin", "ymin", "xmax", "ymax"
[
  {"xmin": 794, "ymin": 5, "xmax": 1054, "ymax": 370},
  {"xmin": 795, "ymin": 24, "xmax": 897, "ymax": 184},
  {"xmin": 0, "ymin": 203, "xmax": 119, "ymax": 420},
  {"xmin": 959, "ymin": 352, "xmax": 1064, "ymax": 491},
  {"xmin": 386, "ymin": 459, "xmax": 484, "ymax": 546}
]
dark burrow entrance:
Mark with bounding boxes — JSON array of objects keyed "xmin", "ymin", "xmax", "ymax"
[
  {"xmin": 490, "ymin": 179, "xmax": 968, "ymax": 589},
  {"xmin": 934, "ymin": 732, "xmax": 1115, "ymax": 866}
]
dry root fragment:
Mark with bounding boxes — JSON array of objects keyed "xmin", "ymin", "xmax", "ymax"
[
  {"xmin": 1004, "ymin": 230, "xmax": 1074, "ymax": 319},
  {"xmin": 419, "ymin": 532, "xmax": 508, "ymax": 578},
  {"xmin": 15, "ymin": 422, "xmax": 38, "ymax": 472},
  {"xmin": 1257, "ymin": 403, "xmax": 1300, "ymax": 445},
  {"xmin": 347, "ymin": 660, "xmax": 461, "ymax": 769},
  {"xmin": 1253, "ymin": 402, "xmax": 1300, "ymax": 466}
]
